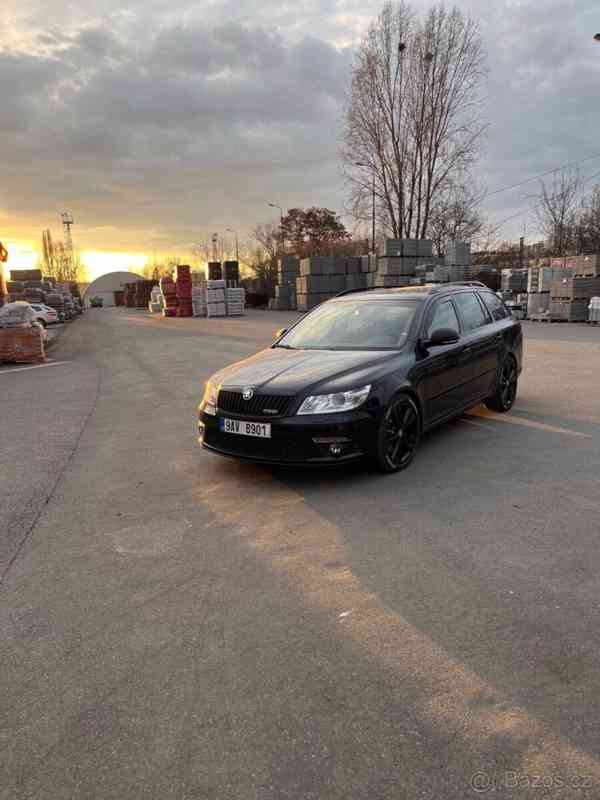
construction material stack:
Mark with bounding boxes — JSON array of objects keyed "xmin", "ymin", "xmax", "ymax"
[
  {"xmin": 376, "ymin": 239, "xmax": 435, "ymax": 287},
  {"xmin": 0, "ymin": 302, "xmax": 45, "ymax": 364},
  {"xmin": 474, "ymin": 265, "xmax": 501, "ymax": 291},
  {"xmin": 148, "ymin": 286, "xmax": 162, "ymax": 313},
  {"xmin": 159, "ymin": 275, "xmax": 178, "ymax": 317},
  {"xmin": 270, "ymin": 256, "xmax": 300, "ymax": 311},
  {"xmin": 175, "ymin": 265, "xmax": 193, "ymax": 317},
  {"xmin": 589, "ymin": 297, "xmax": 600, "ymax": 323},
  {"xmin": 444, "ymin": 242, "xmax": 472, "ymax": 282},
  {"xmin": 550, "ymin": 275, "xmax": 600, "ymax": 322},
  {"xmin": 207, "ymin": 262, "xmax": 222, "ymax": 280},
  {"xmin": 223, "ymin": 261, "xmax": 240, "ymax": 287},
  {"xmin": 226, "ymin": 287, "xmax": 245, "ymax": 316},
  {"xmin": 135, "ymin": 280, "xmax": 155, "ymax": 309},
  {"xmin": 527, "ymin": 266, "xmax": 553, "ymax": 317},
  {"xmin": 207, "ymin": 279, "xmax": 226, "ymax": 318},
  {"xmin": 296, "ymin": 257, "xmax": 346, "ymax": 311},
  {"xmin": 192, "ymin": 287, "xmax": 207, "ymax": 317}
]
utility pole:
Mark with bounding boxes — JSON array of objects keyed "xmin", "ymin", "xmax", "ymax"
[
  {"xmin": 61, "ymin": 212, "xmax": 74, "ymax": 255},
  {"xmin": 211, "ymin": 233, "xmax": 219, "ymax": 262}
]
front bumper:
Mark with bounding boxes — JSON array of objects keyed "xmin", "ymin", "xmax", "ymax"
[{"xmin": 198, "ymin": 409, "xmax": 377, "ymax": 466}]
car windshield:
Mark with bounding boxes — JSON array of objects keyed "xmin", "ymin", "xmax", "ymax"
[{"xmin": 277, "ymin": 298, "xmax": 422, "ymax": 350}]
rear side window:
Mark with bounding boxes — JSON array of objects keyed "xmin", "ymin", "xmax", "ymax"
[
  {"xmin": 426, "ymin": 300, "xmax": 460, "ymax": 339},
  {"xmin": 479, "ymin": 291, "xmax": 509, "ymax": 322},
  {"xmin": 453, "ymin": 292, "xmax": 489, "ymax": 333}
]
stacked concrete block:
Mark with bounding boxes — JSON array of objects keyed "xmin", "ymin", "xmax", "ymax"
[
  {"xmin": 271, "ymin": 256, "xmax": 300, "ymax": 310},
  {"xmin": 382, "ymin": 239, "xmax": 433, "ymax": 259},
  {"xmin": 445, "ymin": 241, "xmax": 471, "ymax": 266},
  {"xmin": 448, "ymin": 265, "xmax": 472, "ymax": 282},
  {"xmin": 501, "ymin": 269, "xmax": 528, "ymax": 292},
  {"xmin": 573, "ymin": 254, "xmax": 600, "ymax": 276},
  {"xmin": 226, "ymin": 287, "xmax": 245, "ymax": 316},
  {"xmin": 192, "ymin": 287, "xmax": 207, "ymax": 317},
  {"xmin": 589, "ymin": 297, "xmax": 600, "ymax": 322},
  {"xmin": 344, "ymin": 273, "xmax": 368, "ymax": 291},
  {"xmin": 300, "ymin": 256, "xmax": 335, "ymax": 276},
  {"xmin": 206, "ymin": 279, "xmax": 227, "ymax": 318},
  {"xmin": 378, "ymin": 256, "xmax": 419, "ymax": 276},
  {"xmin": 274, "ymin": 284, "xmax": 296, "ymax": 309},
  {"xmin": 527, "ymin": 292, "xmax": 550, "ymax": 317},
  {"xmin": 433, "ymin": 265, "xmax": 450, "ymax": 283},
  {"xmin": 360, "ymin": 254, "xmax": 379, "ymax": 274}
]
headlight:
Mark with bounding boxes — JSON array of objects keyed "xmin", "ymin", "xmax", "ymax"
[
  {"xmin": 297, "ymin": 385, "xmax": 371, "ymax": 415},
  {"xmin": 200, "ymin": 380, "xmax": 218, "ymax": 416}
]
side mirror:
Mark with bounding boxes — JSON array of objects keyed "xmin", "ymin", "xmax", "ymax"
[
  {"xmin": 424, "ymin": 327, "xmax": 460, "ymax": 348},
  {"xmin": 275, "ymin": 328, "xmax": 287, "ymax": 339}
]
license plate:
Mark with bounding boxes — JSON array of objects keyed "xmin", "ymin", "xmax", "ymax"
[{"xmin": 219, "ymin": 418, "xmax": 271, "ymax": 438}]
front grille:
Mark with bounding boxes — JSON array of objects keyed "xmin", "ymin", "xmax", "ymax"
[{"xmin": 217, "ymin": 390, "xmax": 293, "ymax": 418}]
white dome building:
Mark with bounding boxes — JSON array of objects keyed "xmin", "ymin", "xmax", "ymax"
[{"xmin": 83, "ymin": 271, "xmax": 144, "ymax": 307}]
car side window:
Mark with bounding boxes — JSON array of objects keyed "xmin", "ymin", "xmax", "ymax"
[
  {"xmin": 479, "ymin": 291, "xmax": 509, "ymax": 322},
  {"xmin": 453, "ymin": 292, "xmax": 488, "ymax": 333},
  {"xmin": 426, "ymin": 300, "xmax": 461, "ymax": 339}
]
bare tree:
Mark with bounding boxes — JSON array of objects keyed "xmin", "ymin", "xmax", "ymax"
[
  {"xmin": 577, "ymin": 184, "xmax": 600, "ymax": 253},
  {"xmin": 427, "ymin": 178, "xmax": 486, "ymax": 255},
  {"xmin": 253, "ymin": 223, "xmax": 281, "ymax": 263},
  {"xmin": 534, "ymin": 168, "xmax": 582, "ymax": 256},
  {"xmin": 342, "ymin": 1, "xmax": 486, "ymax": 242}
]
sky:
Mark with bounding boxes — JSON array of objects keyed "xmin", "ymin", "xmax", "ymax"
[{"xmin": 1, "ymin": 0, "xmax": 600, "ymax": 279}]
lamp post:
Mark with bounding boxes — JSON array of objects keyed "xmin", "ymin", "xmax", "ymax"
[
  {"xmin": 226, "ymin": 228, "xmax": 239, "ymax": 262},
  {"xmin": 355, "ymin": 162, "xmax": 376, "ymax": 254},
  {"xmin": 267, "ymin": 202, "xmax": 285, "ymax": 256}
]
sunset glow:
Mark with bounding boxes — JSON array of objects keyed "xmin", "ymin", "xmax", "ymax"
[{"xmin": 80, "ymin": 251, "xmax": 148, "ymax": 282}]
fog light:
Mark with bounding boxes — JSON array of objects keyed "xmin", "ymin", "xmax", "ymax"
[{"xmin": 329, "ymin": 444, "xmax": 343, "ymax": 457}]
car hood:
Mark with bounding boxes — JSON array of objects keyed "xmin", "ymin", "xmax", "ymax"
[{"xmin": 211, "ymin": 347, "xmax": 399, "ymax": 395}]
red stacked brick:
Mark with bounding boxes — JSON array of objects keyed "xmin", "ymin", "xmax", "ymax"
[
  {"xmin": 159, "ymin": 275, "xmax": 178, "ymax": 317},
  {"xmin": 175, "ymin": 264, "xmax": 192, "ymax": 317},
  {"xmin": 0, "ymin": 327, "xmax": 45, "ymax": 364}
]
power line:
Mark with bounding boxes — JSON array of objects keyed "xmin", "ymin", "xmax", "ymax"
[
  {"xmin": 483, "ymin": 150, "xmax": 600, "ymax": 201},
  {"xmin": 493, "ymin": 166, "xmax": 600, "ymax": 231}
]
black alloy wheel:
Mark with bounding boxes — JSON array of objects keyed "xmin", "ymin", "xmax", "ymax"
[
  {"xmin": 484, "ymin": 356, "xmax": 518, "ymax": 412},
  {"xmin": 375, "ymin": 395, "xmax": 420, "ymax": 473}
]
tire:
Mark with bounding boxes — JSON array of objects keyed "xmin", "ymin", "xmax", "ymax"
[
  {"xmin": 484, "ymin": 355, "xmax": 518, "ymax": 412},
  {"xmin": 374, "ymin": 394, "xmax": 420, "ymax": 473}
]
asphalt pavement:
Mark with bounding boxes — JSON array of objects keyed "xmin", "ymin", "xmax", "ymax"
[{"xmin": 2, "ymin": 308, "xmax": 600, "ymax": 799}]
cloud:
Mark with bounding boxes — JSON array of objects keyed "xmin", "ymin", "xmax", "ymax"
[{"xmin": 1, "ymin": 0, "xmax": 600, "ymax": 254}]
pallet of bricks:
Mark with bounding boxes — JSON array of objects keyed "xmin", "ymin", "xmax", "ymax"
[
  {"xmin": 206, "ymin": 279, "xmax": 226, "ymax": 318},
  {"xmin": 159, "ymin": 275, "xmax": 178, "ymax": 317},
  {"xmin": 378, "ymin": 239, "xmax": 446, "ymax": 286},
  {"xmin": 175, "ymin": 265, "xmax": 193, "ymax": 317},
  {"xmin": 0, "ymin": 302, "xmax": 45, "ymax": 364},
  {"xmin": 191, "ymin": 270, "xmax": 207, "ymax": 318},
  {"xmin": 526, "ymin": 266, "xmax": 553, "ymax": 318},
  {"xmin": 296, "ymin": 255, "xmax": 368, "ymax": 311},
  {"xmin": 550, "ymin": 274, "xmax": 600, "ymax": 322},
  {"xmin": 271, "ymin": 256, "xmax": 300, "ymax": 310}
]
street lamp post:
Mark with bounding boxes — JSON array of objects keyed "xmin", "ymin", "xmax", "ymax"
[
  {"xmin": 355, "ymin": 162, "xmax": 376, "ymax": 254},
  {"xmin": 267, "ymin": 202, "xmax": 285, "ymax": 256},
  {"xmin": 226, "ymin": 228, "xmax": 239, "ymax": 262}
]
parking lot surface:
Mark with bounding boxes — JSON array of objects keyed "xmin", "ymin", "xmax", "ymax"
[{"xmin": 2, "ymin": 308, "xmax": 600, "ymax": 799}]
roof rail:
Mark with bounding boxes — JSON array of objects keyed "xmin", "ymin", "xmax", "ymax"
[{"xmin": 333, "ymin": 287, "xmax": 380, "ymax": 298}]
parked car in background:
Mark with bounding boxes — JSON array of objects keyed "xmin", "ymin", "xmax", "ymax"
[
  {"xmin": 27, "ymin": 303, "xmax": 59, "ymax": 327},
  {"xmin": 198, "ymin": 282, "xmax": 523, "ymax": 473}
]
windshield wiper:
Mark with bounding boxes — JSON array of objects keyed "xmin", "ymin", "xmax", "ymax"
[{"xmin": 274, "ymin": 344, "xmax": 295, "ymax": 349}]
